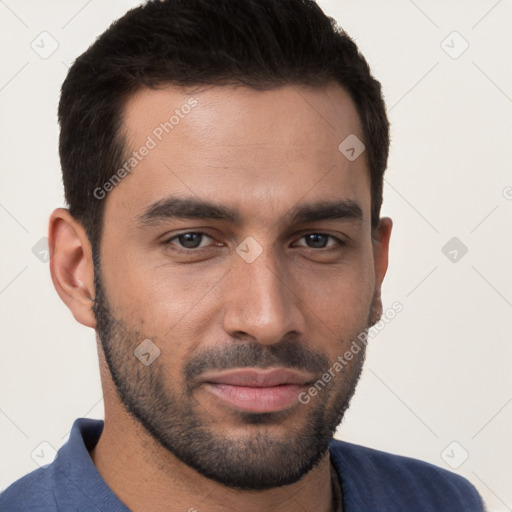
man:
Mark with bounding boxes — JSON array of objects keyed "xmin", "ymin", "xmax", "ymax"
[{"xmin": 0, "ymin": 0, "xmax": 485, "ymax": 510}]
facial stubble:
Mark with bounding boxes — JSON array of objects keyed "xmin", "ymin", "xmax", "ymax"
[{"xmin": 92, "ymin": 258, "xmax": 370, "ymax": 490}]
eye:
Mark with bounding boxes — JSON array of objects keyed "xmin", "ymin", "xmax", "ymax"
[
  {"xmin": 165, "ymin": 232, "xmax": 215, "ymax": 250},
  {"xmin": 295, "ymin": 233, "xmax": 344, "ymax": 249}
]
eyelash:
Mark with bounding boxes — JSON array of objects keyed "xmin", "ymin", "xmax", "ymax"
[{"xmin": 163, "ymin": 231, "xmax": 346, "ymax": 253}]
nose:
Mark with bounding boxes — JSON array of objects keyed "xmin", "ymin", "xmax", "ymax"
[{"xmin": 222, "ymin": 247, "xmax": 306, "ymax": 346}]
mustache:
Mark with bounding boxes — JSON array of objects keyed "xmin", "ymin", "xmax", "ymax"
[{"xmin": 184, "ymin": 339, "xmax": 330, "ymax": 389}]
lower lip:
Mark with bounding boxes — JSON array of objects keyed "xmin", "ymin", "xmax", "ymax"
[{"xmin": 203, "ymin": 383, "xmax": 305, "ymax": 413}]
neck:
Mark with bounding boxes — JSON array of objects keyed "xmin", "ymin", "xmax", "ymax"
[{"xmin": 89, "ymin": 405, "xmax": 338, "ymax": 512}]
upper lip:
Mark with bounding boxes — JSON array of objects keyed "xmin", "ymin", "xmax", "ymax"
[{"xmin": 201, "ymin": 368, "xmax": 314, "ymax": 387}]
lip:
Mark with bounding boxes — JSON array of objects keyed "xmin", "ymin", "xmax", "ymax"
[
  {"xmin": 200, "ymin": 368, "xmax": 314, "ymax": 413},
  {"xmin": 201, "ymin": 368, "xmax": 314, "ymax": 387}
]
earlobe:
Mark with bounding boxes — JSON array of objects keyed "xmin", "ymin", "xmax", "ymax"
[{"xmin": 48, "ymin": 208, "xmax": 97, "ymax": 329}]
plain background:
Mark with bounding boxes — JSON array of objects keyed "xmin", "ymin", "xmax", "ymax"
[{"xmin": 0, "ymin": 0, "xmax": 511, "ymax": 510}]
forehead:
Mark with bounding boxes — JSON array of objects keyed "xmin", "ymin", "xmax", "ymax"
[{"xmin": 107, "ymin": 83, "xmax": 370, "ymax": 228}]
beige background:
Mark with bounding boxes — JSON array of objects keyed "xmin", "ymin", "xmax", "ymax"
[{"xmin": 0, "ymin": 1, "xmax": 511, "ymax": 510}]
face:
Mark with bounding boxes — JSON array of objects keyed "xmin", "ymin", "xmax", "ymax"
[{"xmin": 92, "ymin": 83, "xmax": 390, "ymax": 490}]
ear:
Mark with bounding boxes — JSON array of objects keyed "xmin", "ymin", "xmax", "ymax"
[
  {"xmin": 48, "ymin": 208, "xmax": 97, "ymax": 328},
  {"xmin": 369, "ymin": 217, "xmax": 392, "ymax": 325}
]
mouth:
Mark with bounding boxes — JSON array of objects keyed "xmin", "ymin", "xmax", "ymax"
[{"xmin": 200, "ymin": 368, "xmax": 314, "ymax": 414}]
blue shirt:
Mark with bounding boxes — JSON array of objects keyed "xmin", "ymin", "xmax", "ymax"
[{"xmin": 0, "ymin": 418, "xmax": 485, "ymax": 511}]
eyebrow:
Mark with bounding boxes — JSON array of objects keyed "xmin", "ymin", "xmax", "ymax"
[
  {"xmin": 290, "ymin": 199, "xmax": 363, "ymax": 224},
  {"xmin": 137, "ymin": 196, "xmax": 240, "ymax": 225},
  {"xmin": 136, "ymin": 195, "xmax": 363, "ymax": 227}
]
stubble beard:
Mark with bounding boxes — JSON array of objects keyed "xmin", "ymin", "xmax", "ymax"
[{"xmin": 92, "ymin": 260, "xmax": 369, "ymax": 490}]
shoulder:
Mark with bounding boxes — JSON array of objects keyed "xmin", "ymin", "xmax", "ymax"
[
  {"xmin": 0, "ymin": 418, "xmax": 105, "ymax": 512},
  {"xmin": 0, "ymin": 464, "xmax": 58, "ymax": 512},
  {"xmin": 329, "ymin": 439, "xmax": 485, "ymax": 511}
]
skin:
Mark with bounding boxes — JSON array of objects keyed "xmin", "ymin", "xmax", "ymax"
[{"xmin": 49, "ymin": 83, "xmax": 392, "ymax": 512}]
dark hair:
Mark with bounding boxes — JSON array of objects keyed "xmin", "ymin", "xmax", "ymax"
[{"xmin": 58, "ymin": 0, "xmax": 389, "ymax": 251}]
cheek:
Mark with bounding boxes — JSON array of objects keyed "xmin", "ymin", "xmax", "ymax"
[
  {"xmin": 301, "ymin": 252, "xmax": 375, "ymax": 338},
  {"xmin": 100, "ymin": 254, "xmax": 227, "ymax": 358},
  {"xmin": 102, "ymin": 237, "xmax": 209, "ymax": 311}
]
